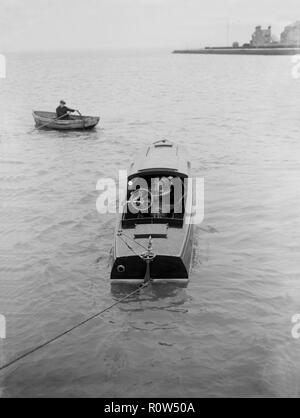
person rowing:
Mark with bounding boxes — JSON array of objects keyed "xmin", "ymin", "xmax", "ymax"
[{"xmin": 56, "ymin": 100, "xmax": 76, "ymax": 120}]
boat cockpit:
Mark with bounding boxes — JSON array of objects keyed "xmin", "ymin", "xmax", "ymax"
[{"xmin": 122, "ymin": 173, "xmax": 187, "ymax": 229}]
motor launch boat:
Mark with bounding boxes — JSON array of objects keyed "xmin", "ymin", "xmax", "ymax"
[{"xmin": 111, "ymin": 140, "xmax": 195, "ymax": 284}]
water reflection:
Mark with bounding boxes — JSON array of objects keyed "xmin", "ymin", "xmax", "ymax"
[{"xmin": 31, "ymin": 127, "xmax": 102, "ymax": 141}]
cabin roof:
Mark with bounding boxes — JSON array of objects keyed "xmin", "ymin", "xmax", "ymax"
[{"xmin": 129, "ymin": 140, "xmax": 191, "ymax": 178}]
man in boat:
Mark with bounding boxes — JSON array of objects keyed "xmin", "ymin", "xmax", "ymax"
[{"xmin": 56, "ymin": 100, "xmax": 76, "ymax": 120}]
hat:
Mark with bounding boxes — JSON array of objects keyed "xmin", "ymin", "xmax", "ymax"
[{"xmin": 60, "ymin": 100, "xmax": 66, "ymax": 105}]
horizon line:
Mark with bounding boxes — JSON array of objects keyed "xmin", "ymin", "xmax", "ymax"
[{"xmin": 0, "ymin": 46, "xmax": 181, "ymax": 55}]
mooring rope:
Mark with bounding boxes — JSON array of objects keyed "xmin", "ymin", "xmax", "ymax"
[
  {"xmin": 118, "ymin": 235, "xmax": 143, "ymax": 259},
  {"xmin": 0, "ymin": 282, "xmax": 149, "ymax": 373},
  {"xmin": 120, "ymin": 231, "xmax": 149, "ymax": 252}
]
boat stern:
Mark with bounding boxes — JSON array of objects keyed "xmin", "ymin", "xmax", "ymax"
[{"xmin": 111, "ymin": 255, "xmax": 189, "ymax": 284}]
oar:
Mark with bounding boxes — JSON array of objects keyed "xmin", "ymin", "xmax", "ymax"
[
  {"xmin": 32, "ymin": 113, "xmax": 68, "ymax": 132},
  {"xmin": 76, "ymin": 109, "xmax": 85, "ymax": 129}
]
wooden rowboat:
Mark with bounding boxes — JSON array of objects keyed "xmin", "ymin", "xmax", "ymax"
[{"xmin": 33, "ymin": 111, "xmax": 100, "ymax": 130}]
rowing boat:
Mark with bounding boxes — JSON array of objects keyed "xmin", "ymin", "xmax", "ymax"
[
  {"xmin": 32, "ymin": 111, "xmax": 100, "ymax": 130},
  {"xmin": 111, "ymin": 140, "xmax": 195, "ymax": 284}
]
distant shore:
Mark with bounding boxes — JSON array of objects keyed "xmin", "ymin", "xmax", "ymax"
[{"xmin": 173, "ymin": 46, "xmax": 300, "ymax": 55}]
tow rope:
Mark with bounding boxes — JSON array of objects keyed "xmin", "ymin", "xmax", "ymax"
[
  {"xmin": 0, "ymin": 282, "xmax": 150, "ymax": 373},
  {"xmin": 117, "ymin": 231, "xmax": 156, "ymax": 284},
  {"xmin": 0, "ymin": 234, "xmax": 156, "ymax": 373}
]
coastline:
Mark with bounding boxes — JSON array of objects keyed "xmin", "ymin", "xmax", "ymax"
[{"xmin": 173, "ymin": 46, "xmax": 300, "ymax": 55}]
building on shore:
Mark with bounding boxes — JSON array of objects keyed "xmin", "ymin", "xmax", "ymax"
[
  {"xmin": 250, "ymin": 26, "xmax": 275, "ymax": 47},
  {"xmin": 280, "ymin": 21, "xmax": 300, "ymax": 45},
  {"xmin": 173, "ymin": 21, "xmax": 300, "ymax": 55},
  {"xmin": 249, "ymin": 22, "xmax": 300, "ymax": 47}
]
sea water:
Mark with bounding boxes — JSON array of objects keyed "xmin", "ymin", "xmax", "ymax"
[{"xmin": 0, "ymin": 50, "xmax": 300, "ymax": 397}]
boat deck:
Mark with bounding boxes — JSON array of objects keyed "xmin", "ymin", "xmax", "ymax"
[{"xmin": 116, "ymin": 224, "xmax": 188, "ymax": 259}]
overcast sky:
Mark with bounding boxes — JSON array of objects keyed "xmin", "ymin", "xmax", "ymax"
[{"xmin": 1, "ymin": 0, "xmax": 300, "ymax": 51}]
